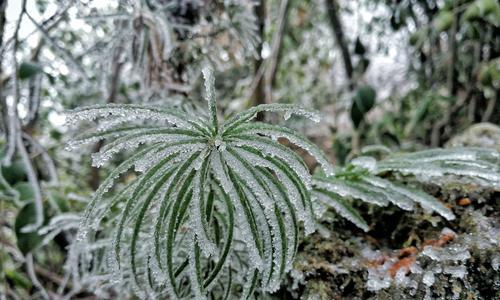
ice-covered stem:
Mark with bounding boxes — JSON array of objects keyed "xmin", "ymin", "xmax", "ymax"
[
  {"xmin": 202, "ymin": 66, "xmax": 218, "ymax": 135},
  {"xmin": 2, "ymin": 0, "xmax": 26, "ymax": 165},
  {"xmin": 26, "ymin": 253, "xmax": 50, "ymax": 300},
  {"xmin": 23, "ymin": 133, "xmax": 59, "ymax": 185},
  {"xmin": 18, "ymin": 134, "xmax": 45, "ymax": 232},
  {"xmin": 3, "ymin": 0, "xmax": 44, "ymax": 233}
]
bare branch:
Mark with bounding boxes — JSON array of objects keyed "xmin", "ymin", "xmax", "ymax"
[
  {"xmin": 264, "ymin": 0, "xmax": 290, "ymax": 104},
  {"xmin": 325, "ymin": 0, "xmax": 353, "ymax": 90}
]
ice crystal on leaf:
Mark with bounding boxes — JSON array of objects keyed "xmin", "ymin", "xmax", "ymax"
[
  {"xmin": 66, "ymin": 67, "xmax": 500, "ymax": 299},
  {"xmin": 66, "ymin": 67, "xmax": 325, "ymax": 299},
  {"xmin": 312, "ymin": 147, "xmax": 500, "ymax": 231}
]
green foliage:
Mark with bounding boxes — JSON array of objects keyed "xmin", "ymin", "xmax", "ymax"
[
  {"xmin": 351, "ymin": 85, "xmax": 376, "ymax": 129},
  {"xmin": 367, "ymin": 89, "xmax": 458, "ymax": 146},
  {"xmin": 354, "ymin": 37, "xmax": 366, "ymax": 55},
  {"xmin": 18, "ymin": 61, "xmax": 43, "ymax": 80},
  {"xmin": 479, "ymin": 58, "xmax": 500, "ymax": 98},
  {"xmin": 13, "ymin": 182, "xmax": 34, "ymax": 202},
  {"xmin": 67, "ymin": 65, "xmax": 500, "ymax": 298},
  {"xmin": 462, "ymin": 0, "xmax": 500, "ymax": 26},
  {"xmin": 2, "ymin": 0, "xmax": 499, "ymax": 298},
  {"xmin": 409, "ymin": 28, "xmax": 428, "ymax": 47},
  {"xmin": 314, "ymin": 147, "xmax": 500, "ymax": 230},
  {"xmin": 67, "ymin": 67, "xmax": 332, "ymax": 299},
  {"xmin": 4, "ymin": 269, "xmax": 32, "ymax": 290},
  {"xmin": 15, "ymin": 203, "xmax": 44, "ymax": 255},
  {"xmin": 1, "ymin": 160, "xmax": 26, "ymax": 184},
  {"xmin": 434, "ymin": 11, "xmax": 454, "ymax": 32}
]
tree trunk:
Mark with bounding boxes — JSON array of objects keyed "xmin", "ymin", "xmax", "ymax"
[
  {"xmin": 89, "ymin": 42, "xmax": 124, "ymax": 190},
  {"xmin": 0, "ymin": 0, "xmax": 8, "ymax": 132},
  {"xmin": 252, "ymin": 0, "xmax": 266, "ymax": 120},
  {"xmin": 265, "ymin": 0, "xmax": 290, "ymax": 104},
  {"xmin": 446, "ymin": 5, "xmax": 458, "ymax": 96},
  {"xmin": 325, "ymin": 0, "xmax": 353, "ymax": 90}
]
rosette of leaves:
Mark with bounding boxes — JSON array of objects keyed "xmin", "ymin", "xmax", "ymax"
[
  {"xmin": 66, "ymin": 67, "xmax": 334, "ymax": 299},
  {"xmin": 313, "ymin": 147, "xmax": 500, "ymax": 231}
]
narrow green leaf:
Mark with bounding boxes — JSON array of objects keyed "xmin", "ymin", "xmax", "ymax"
[
  {"xmin": 221, "ymin": 103, "xmax": 319, "ymax": 135},
  {"xmin": 204, "ymin": 183, "xmax": 235, "ymax": 290},
  {"xmin": 202, "ymin": 66, "xmax": 219, "ymax": 134},
  {"xmin": 115, "ymin": 151, "xmax": 180, "ymax": 267},
  {"xmin": 314, "ymin": 189, "xmax": 369, "ymax": 232},
  {"xmin": 227, "ymin": 123, "xmax": 334, "ymax": 176},
  {"xmin": 131, "ymin": 167, "xmax": 177, "ymax": 284}
]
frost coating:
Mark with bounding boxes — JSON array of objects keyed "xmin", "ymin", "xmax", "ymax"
[
  {"xmin": 311, "ymin": 147, "xmax": 500, "ymax": 226},
  {"xmin": 227, "ymin": 123, "xmax": 335, "ymax": 176},
  {"xmin": 66, "ymin": 70, "xmax": 324, "ymax": 299},
  {"xmin": 351, "ymin": 156, "xmax": 377, "ymax": 172},
  {"xmin": 65, "ymin": 66, "xmax": 500, "ymax": 298},
  {"xmin": 376, "ymin": 147, "xmax": 500, "ymax": 189},
  {"xmin": 359, "ymin": 221, "xmax": 499, "ymax": 296},
  {"xmin": 422, "ymin": 246, "xmax": 471, "ymax": 261},
  {"xmin": 422, "ymin": 271, "xmax": 435, "ymax": 286},
  {"xmin": 230, "ymin": 138, "xmax": 312, "ymax": 189},
  {"xmin": 312, "ymin": 191, "xmax": 369, "ymax": 232}
]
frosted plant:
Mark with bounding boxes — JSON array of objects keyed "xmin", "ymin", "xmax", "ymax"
[
  {"xmin": 74, "ymin": 0, "xmax": 261, "ymax": 97},
  {"xmin": 313, "ymin": 147, "xmax": 500, "ymax": 231},
  {"xmin": 66, "ymin": 67, "xmax": 333, "ymax": 299},
  {"xmin": 374, "ymin": 147, "xmax": 500, "ymax": 190}
]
